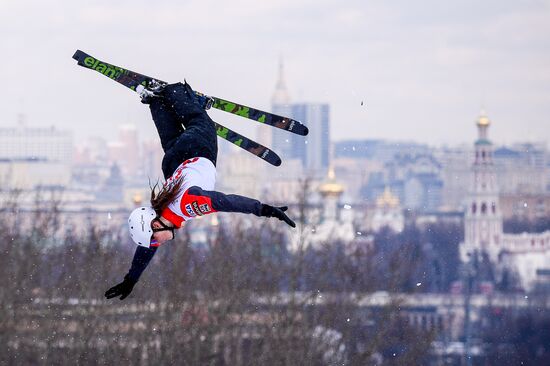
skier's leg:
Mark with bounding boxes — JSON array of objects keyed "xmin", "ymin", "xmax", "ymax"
[
  {"xmin": 161, "ymin": 82, "xmax": 206, "ymax": 129},
  {"xmin": 160, "ymin": 82, "xmax": 218, "ymax": 171},
  {"xmin": 149, "ymin": 98, "xmax": 184, "ymax": 153},
  {"xmin": 161, "ymin": 120, "xmax": 218, "ymax": 178}
]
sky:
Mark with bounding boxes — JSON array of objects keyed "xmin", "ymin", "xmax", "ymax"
[{"xmin": 1, "ymin": 0, "xmax": 549, "ymax": 147}]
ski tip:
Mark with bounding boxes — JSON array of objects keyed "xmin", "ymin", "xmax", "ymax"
[
  {"xmin": 72, "ymin": 50, "xmax": 84, "ymax": 61},
  {"xmin": 273, "ymin": 157, "xmax": 282, "ymax": 166},
  {"xmin": 302, "ymin": 126, "xmax": 309, "ymax": 136}
]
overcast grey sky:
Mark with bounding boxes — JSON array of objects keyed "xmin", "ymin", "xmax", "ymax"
[{"xmin": 2, "ymin": 0, "xmax": 549, "ymax": 146}]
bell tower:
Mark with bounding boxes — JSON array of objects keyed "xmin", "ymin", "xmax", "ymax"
[{"xmin": 462, "ymin": 111, "xmax": 503, "ymax": 262}]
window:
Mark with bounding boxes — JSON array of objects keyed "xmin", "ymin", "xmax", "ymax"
[{"xmin": 481, "ymin": 203, "xmax": 487, "ymax": 214}]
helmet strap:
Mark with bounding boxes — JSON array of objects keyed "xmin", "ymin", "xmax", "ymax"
[{"xmin": 152, "ymin": 218, "xmax": 175, "ymax": 240}]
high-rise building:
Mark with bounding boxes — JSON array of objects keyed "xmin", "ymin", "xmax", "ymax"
[
  {"xmin": 270, "ymin": 60, "xmax": 330, "ymax": 177},
  {"xmin": 292, "ymin": 103, "xmax": 330, "ymax": 176}
]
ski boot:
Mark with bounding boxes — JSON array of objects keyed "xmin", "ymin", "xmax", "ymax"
[
  {"xmin": 137, "ymin": 79, "xmax": 167, "ymax": 104},
  {"xmin": 194, "ymin": 91, "xmax": 215, "ymax": 110}
]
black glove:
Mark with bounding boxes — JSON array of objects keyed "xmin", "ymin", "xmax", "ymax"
[
  {"xmin": 105, "ymin": 275, "xmax": 137, "ymax": 300},
  {"xmin": 261, "ymin": 204, "xmax": 296, "ymax": 228}
]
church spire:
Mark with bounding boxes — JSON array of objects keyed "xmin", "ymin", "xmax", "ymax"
[{"xmin": 271, "ymin": 57, "xmax": 291, "ymax": 105}]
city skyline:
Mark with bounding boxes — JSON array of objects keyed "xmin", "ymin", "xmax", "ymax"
[
  {"xmin": 2, "ymin": 0, "xmax": 549, "ymax": 147},
  {"xmin": 2, "ymin": 2, "xmax": 549, "ymax": 361}
]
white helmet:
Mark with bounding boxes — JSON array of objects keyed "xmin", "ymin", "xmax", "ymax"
[{"xmin": 128, "ymin": 206, "xmax": 157, "ymax": 247}]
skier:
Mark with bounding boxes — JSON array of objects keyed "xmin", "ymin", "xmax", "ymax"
[{"xmin": 105, "ymin": 82, "xmax": 295, "ymax": 300}]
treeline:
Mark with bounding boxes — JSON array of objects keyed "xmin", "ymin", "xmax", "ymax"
[{"xmin": 0, "ymin": 193, "xmax": 458, "ymax": 365}]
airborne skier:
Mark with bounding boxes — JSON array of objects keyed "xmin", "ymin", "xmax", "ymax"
[
  {"xmin": 104, "ymin": 82, "xmax": 296, "ymax": 300},
  {"xmin": 72, "ymin": 50, "xmax": 309, "ymax": 167}
]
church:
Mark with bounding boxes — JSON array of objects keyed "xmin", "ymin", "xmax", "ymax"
[{"xmin": 460, "ymin": 112, "xmax": 550, "ymax": 291}]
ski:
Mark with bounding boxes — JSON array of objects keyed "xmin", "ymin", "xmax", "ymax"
[
  {"xmin": 72, "ymin": 50, "xmax": 282, "ymax": 167},
  {"xmin": 199, "ymin": 93, "xmax": 308, "ymax": 136},
  {"xmin": 71, "ymin": 51, "xmax": 307, "ymax": 136}
]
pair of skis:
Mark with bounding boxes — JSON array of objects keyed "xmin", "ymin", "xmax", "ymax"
[{"xmin": 72, "ymin": 50, "xmax": 308, "ymax": 166}]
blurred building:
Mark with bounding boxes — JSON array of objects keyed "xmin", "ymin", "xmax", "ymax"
[
  {"xmin": 435, "ymin": 145, "xmax": 472, "ymax": 210},
  {"xmin": 106, "ymin": 124, "xmax": 141, "ymax": 178},
  {"xmin": 333, "ymin": 139, "xmax": 443, "ymax": 211},
  {"xmin": 334, "ymin": 139, "xmax": 431, "ymax": 162},
  {"xmin": 361, "ymin": 152, "xmax": 443, "ymax": 212},
  {"xmin": 216, "ymin": 150, "xmax": 263, "ymax": 199},
  {"xmin": 72, "ymin": 137, "xmax": 113, "ymax": 195},
  {"xmin": 95, "ymin": 164, "xmax": 124, "ymax": 203},
  {"xmin": 332, "ymin": 157, "xmax": 383, "ymax": 202},
  {"xmin": 499, "ymin": 193, "xmax": 550, "ymax": 221},
  {"xmin": 365, "ymin": 187, "xmax": 404, "ymax": 233},
  {"xmin": 141, "ymin": 139, "xmax": 164, "ymax": 181},
  {"xmin": 460, "ymin": 111, "xmax": 550, "ymax": 291},
  {"xmin": 0, "ymin": 159, "xmax": 71, "ymax": 189},
  {"xmin": 0, "ymin": 123, "xmax": 73, "ymax": 188},
  {"xmin": 0, "ymin": 123, "xmax": 72, "ymax": 163},
  {"xmin": 493, "ymin": 143, "xmax": 548, "ymax": 194},
  {"xmin": 289, "ymin": 168, "xmax": 360, "ymax": 251}
]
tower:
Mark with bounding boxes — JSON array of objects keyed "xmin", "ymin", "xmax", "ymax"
[
  {"xmin": 318, "ymin": 167, "xmax": 344, "ymax": 222},
  {"xmin": 461, "ymin": 111, "xmax": 503, "ymax": 262},
  {"xmin": 271, "ymin": 57, "xmax": 291, "ymax": 106},
  {"xmin": 265, "ymin": 58, "xmax": 292, "ymax": 150}
]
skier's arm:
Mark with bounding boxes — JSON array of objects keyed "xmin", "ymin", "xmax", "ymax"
[
  {"xmin": 127, "ymin": 246, "xmax": 158, "ymax": 282},
  {"xmin": 187, "ymin": 186, "xmax": 262, "ymax": 215},
  {"xmin": 185, "ymin": 186, "xmax": 296, "ymax": 227},
  {"xmin": 105, "ymin": 246, "xmax": 157, "ymax": 300}
]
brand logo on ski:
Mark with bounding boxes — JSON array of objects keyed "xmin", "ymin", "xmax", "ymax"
[
  {"xmin": 261, "ymin": 149, "xmax": 270, "ymax": 159},
  {"xmin": 289, "ymin": 120, "xmax": 295, "ymax": 131},
  {"xmin": 83, "ymin": 56, "xmax": 126, "ymax": 80}
]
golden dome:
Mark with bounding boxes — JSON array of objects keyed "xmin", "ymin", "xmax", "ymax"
[
  {"xmin": 477, "ymin": 110, "xmax": 491, "ymax": 127},
  {"xmin": 319, "ymin": 167, "xmax": 344, "ymax": 196},
  {"xmin": 376, "ymin": 187, "xmax": 400, "ymax": 208}
]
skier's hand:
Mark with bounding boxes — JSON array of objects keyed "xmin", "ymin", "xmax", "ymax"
[
  {"xmin": 261, "ymin": 204, "xmax": 296, "ymax": 228},
  {"xmin": 105, "ymin": 275, "xmax": 137, "ymax": 300}
]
